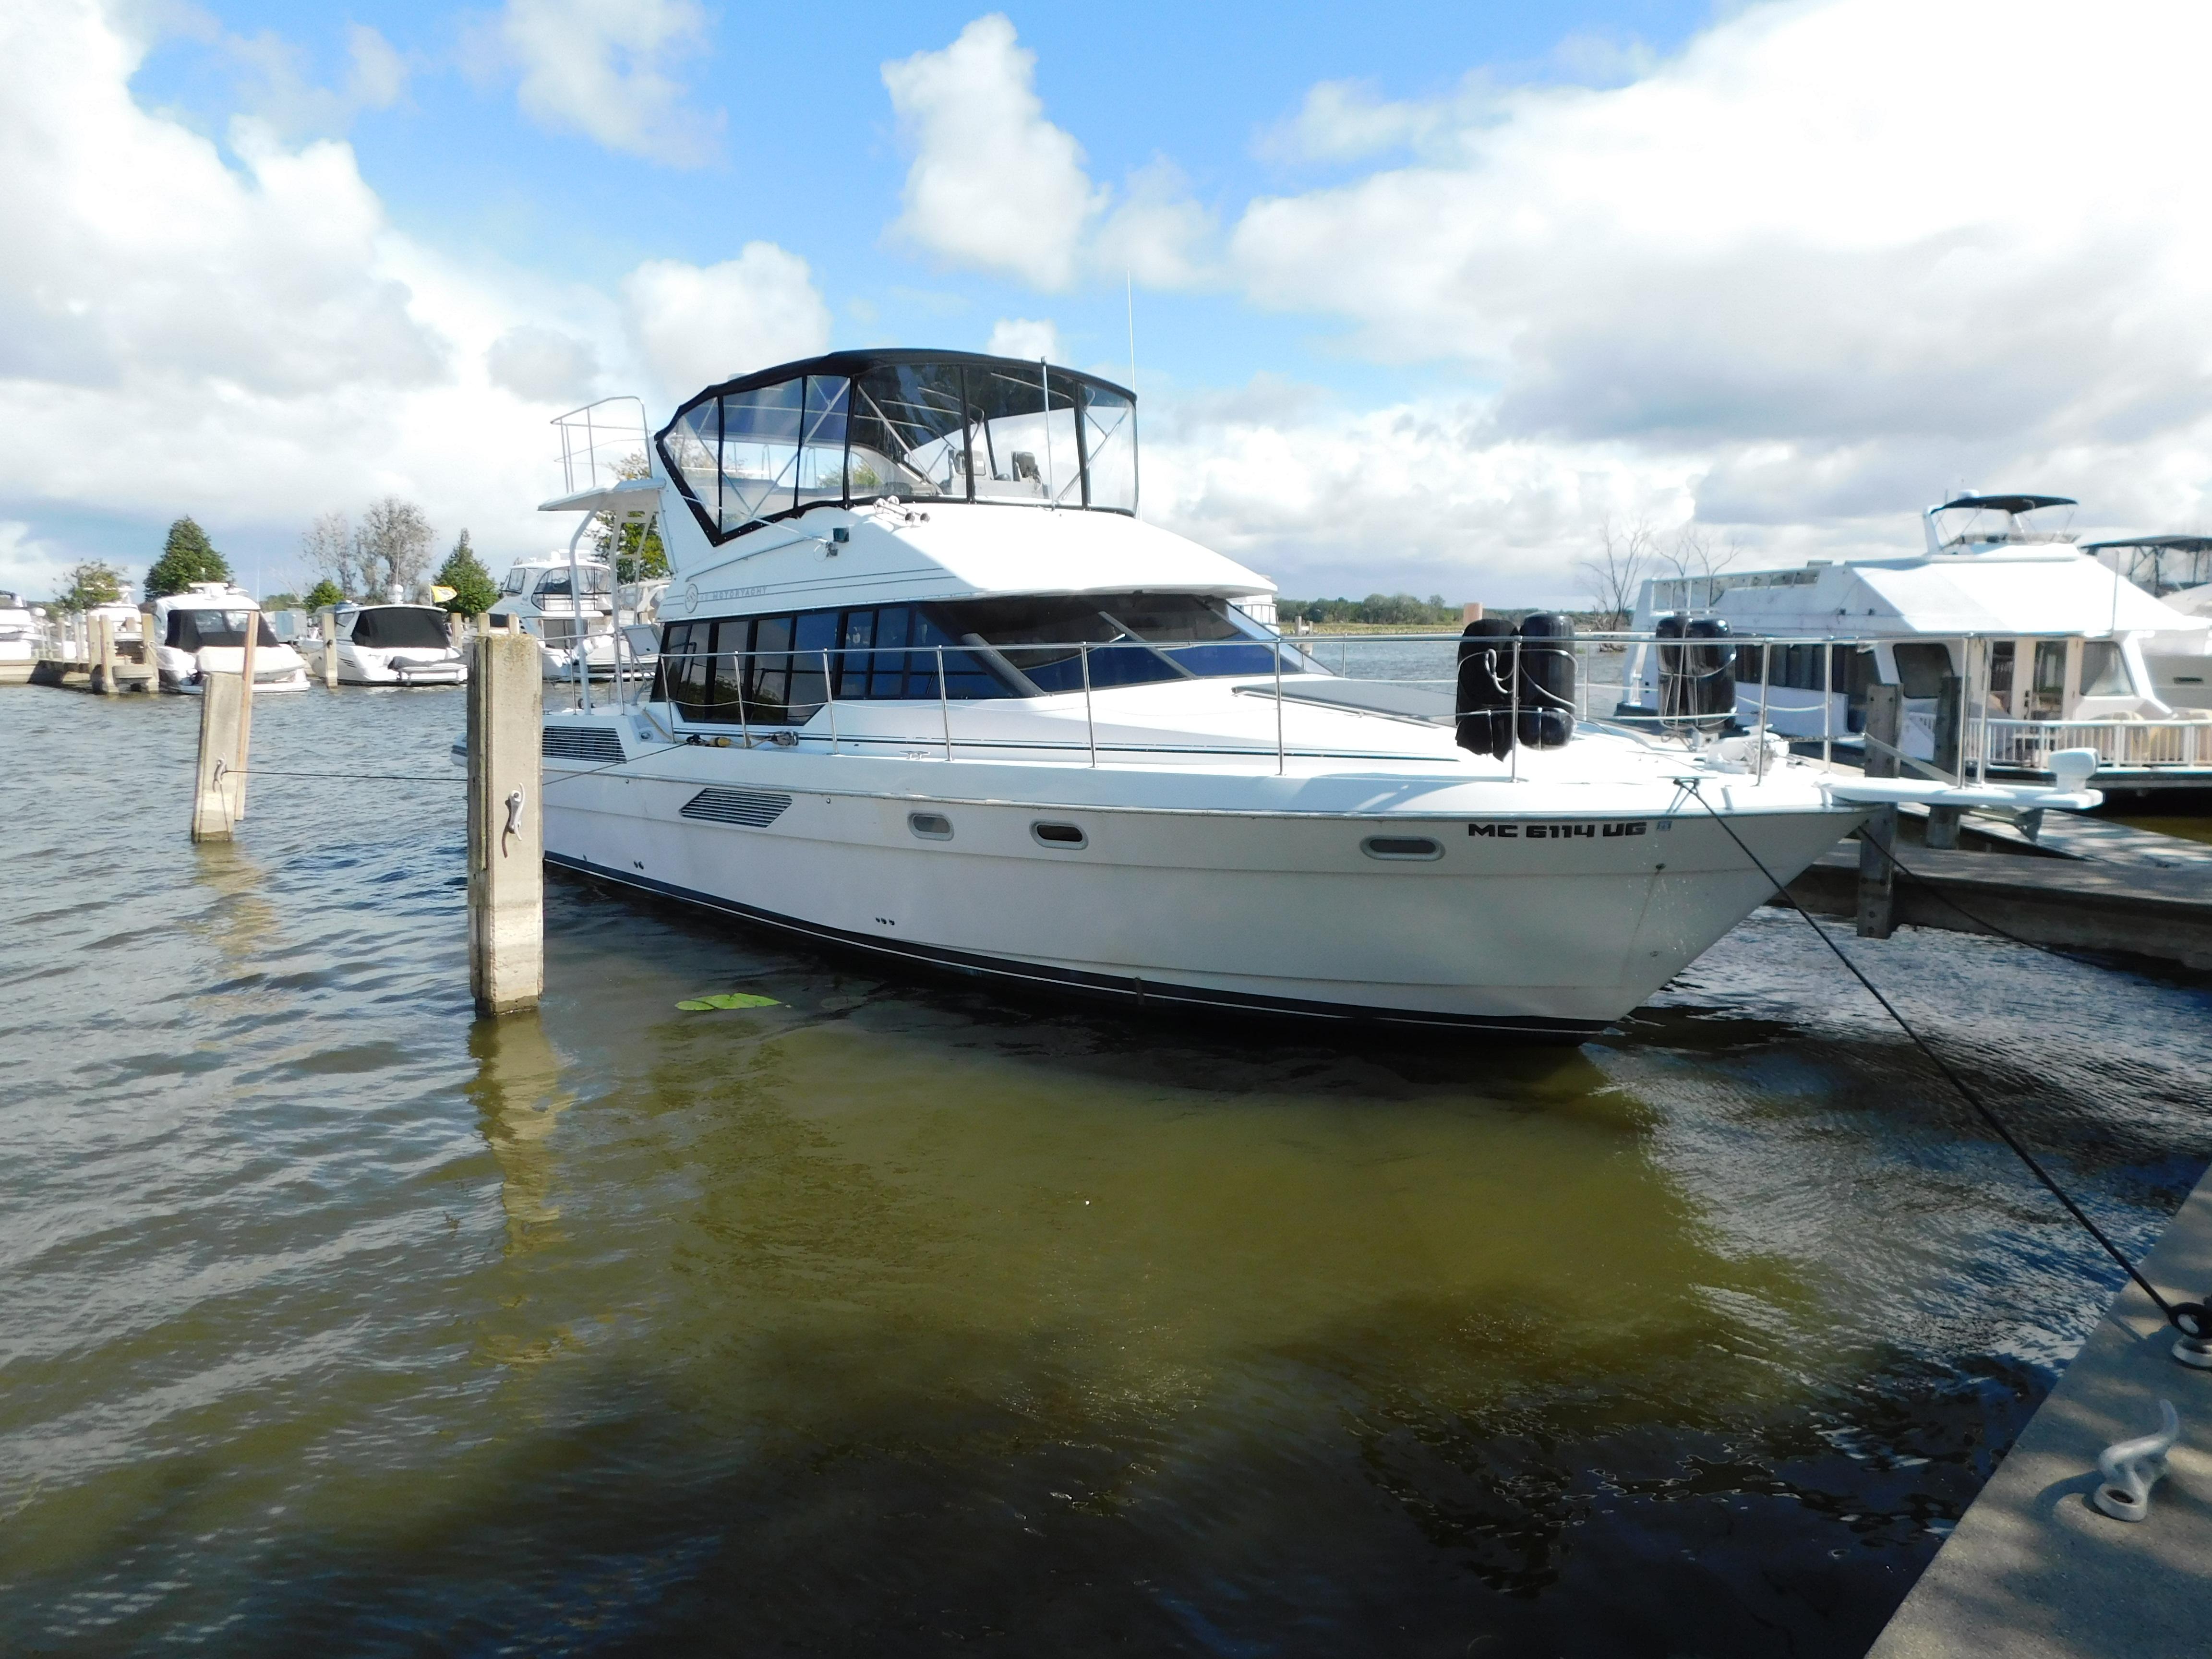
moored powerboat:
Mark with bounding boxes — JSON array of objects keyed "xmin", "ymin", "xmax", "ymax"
[
  {"xmin": 1618, "ymin": 494, "xmax": 2212, "ymax": 793},
  {"xmin": 525, "ymin": 352, "xmax": 2097, "ymax": 1035},
  {"xmin": 488, "ymin": 552, "xmax": 654, "ymax": 682},
  {"xmin": 152, "ymin": 583, "xmax": 311, "ymax": 693},
  {"xmin": 0, "ymin": 592, "xmax": 42, "ymax": 684},
  {"xmin": 331, "ymin": 602, "xmax": 467, "ymax": 686}
]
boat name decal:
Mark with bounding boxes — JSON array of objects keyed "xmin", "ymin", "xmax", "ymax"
[{"xmin": 1467, "ymin": 821, "xmax": 1648, "ymax": 839}]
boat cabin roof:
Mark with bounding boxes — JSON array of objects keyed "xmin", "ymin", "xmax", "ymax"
[
  {"xmin": 1932, "ymin": 493, "xmax": 2076, "ymax": 515},
  {"xmin": 2083, "ymin": 535, "xmax": 2212, "ymax": 553},
  {"xmin": 155, "ymin": 583, "xmax": 259, "ymax": 613}
]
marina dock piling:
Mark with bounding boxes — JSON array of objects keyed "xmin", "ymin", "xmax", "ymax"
[
  {"xmin": 467, "ymin": 628, "xmax": 543, "ymax": 1017},
  {"xmin": 319, "ymin": 606, "xmax": 339, "ymax": 688},
  {"xmin": 94, "ymin": 615, "xmax": 116, "ymax": 696},
  {"xmin": 190, "ymin": 672, "xmax": 246, "ymax": 841},
  {"xmin": 1856, "ymin": 684, "xmax": 1902, "ymax": 938}
]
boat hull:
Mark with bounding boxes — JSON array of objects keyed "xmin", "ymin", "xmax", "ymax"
[{"xmin": 543, "ymin": 761, "xmax": 1859, "ymax": 1034}]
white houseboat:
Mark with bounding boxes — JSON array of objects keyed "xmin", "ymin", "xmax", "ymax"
[
  {"xmin": 1619, "ymin": 494, "xmax": 2212, "ymax": 797},
  {"xmin": 509, "ymin": 352, "xmax": 2096, "ymax": 1035}
]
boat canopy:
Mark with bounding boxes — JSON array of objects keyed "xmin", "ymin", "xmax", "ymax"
[
  {"xmin": 656, "ymin": 350, "xmax": 1138, "ymax": 548},
  {"xmin": 1933, "ymin": 493, "xmax": 2077, "ymax": 515},
  {"xmin": 2082, "ymin": 535, "xmax": 2212, "ymax": 553}
]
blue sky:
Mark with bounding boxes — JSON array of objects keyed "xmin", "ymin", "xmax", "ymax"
[{"xmin": 5, "ymin": 0, "xmax": 2210, "ymax": 607}]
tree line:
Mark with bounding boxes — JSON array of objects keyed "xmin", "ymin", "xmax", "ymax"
[{"xmin": 1277, "ymin": 593, "xmax": 1464, "ymax": 626}]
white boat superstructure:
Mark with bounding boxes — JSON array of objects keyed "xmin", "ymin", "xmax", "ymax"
[
  {"xmin": 331, "ymin": 603, "xmax": 467, "ymax": 686},
  {"xmin": 2082, "ymin": 535, "xmax": 2212, "ymax": 713},
  {"xmin": 526, "ymin": 353, "xmax": 2096, "ymax": 1034},
  {"xmin": 1620, "ymin": 494, "xmax": 2212, "ymax": 793},
  {"xmin": 0, "ymin": 592, "xmax": 41, "ymax": 684},
  {"xmin": 488, "ymin": 553, "xmax": 654, "ymax": 682},
  {"xmin": 151, "ymin": 583, "xmax": 311, "ymax": 693}
]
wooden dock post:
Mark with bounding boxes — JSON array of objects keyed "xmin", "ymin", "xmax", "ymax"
[
  {"xmin": 139, "ymin": 605, "xmax": 161, "ymax": 692},
  {"xmin": 468, "ymin": 628, "xmax": 543, "ymax": 1017},
  {"xmin": 93, "ymin": 613, "xmax": 116, "ymax": 695},
  {"xmin": 191, "ymin": 672, "xmax": 246, "ymax": 841},
  {"xmin": 319, "ymin": 606, "xmax": 340, "ymax": 688},
  {"xmin": 1856, "ymin": 683, "xmax": 1901, "ymax": 938}
]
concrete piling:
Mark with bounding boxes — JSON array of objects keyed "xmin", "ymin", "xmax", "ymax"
[
  {"xmin": 1856, "ymin": 683, "xmax": 1902, "ymax": 939},
  {"xmin": 467, "ymin": 629, "xmax": 543, "ymax": 1018},
  {"xmin": 190, "ymin": 672, "xmax": 246, "ymax": 842},
  {"xmin": 319, "ymin": 606, "xmax": 340, "ymax": 688},
  {"xmin": 140, "ymin": 605, "xmax": 161, "ymax": 692}
]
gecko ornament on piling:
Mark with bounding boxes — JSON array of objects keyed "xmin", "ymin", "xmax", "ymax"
[{"xmin": 2091, "ymin": 1398, "xmax": 2181, "ymax": 1522}]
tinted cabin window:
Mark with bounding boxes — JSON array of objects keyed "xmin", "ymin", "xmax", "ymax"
[
  {"xmin": 1892, "ymin": 643, "xmax": 1952, "ymax": 699},
  {"xmin": 2080, "ymin": 640, "xmax": 2130, "ymax": 696},
  {"xmin": 657, "ymin": 594, "xmax": 1286, "ymax": 725},
  {"xmin": 168, "ymin": 609, "xmax": 278, "ymax": 650}
]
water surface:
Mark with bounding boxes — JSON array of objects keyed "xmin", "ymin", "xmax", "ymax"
[{"xmin": 3, "ymin": 685, "xmax": 2208, "ymax": 1656}]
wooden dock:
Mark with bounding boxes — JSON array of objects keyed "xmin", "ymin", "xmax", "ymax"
[
  {"xmin": 1785, "ymin": 840, "xmax": 2212, "ymax": 970},
  {"xmin": 1867, "ymin": 1161, "xmax": 2212, "ymax": 1658}
]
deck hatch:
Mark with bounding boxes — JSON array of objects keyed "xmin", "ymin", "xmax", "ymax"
[
  {"xmin": 682, "ymin": 787, "xmax": 793, "ymax": 828},
  {"xmin": 542, "ymin": 726, "xmax": 625, "ymax": 764}
]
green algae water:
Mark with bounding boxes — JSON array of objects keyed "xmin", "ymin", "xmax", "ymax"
[{"xmin": 4, "ymin": 686, "xmax": 2209, "ymax": 1656}]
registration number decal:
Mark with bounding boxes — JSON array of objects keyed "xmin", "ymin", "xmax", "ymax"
[{"xmin": 1468, "ymin": 821, "xmax": 1649, "ymax": 839}]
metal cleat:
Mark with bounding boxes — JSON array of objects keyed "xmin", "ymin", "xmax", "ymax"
[
  {"xmin": 2172, "ymin": 1301, "xmax": 2212, "ymax": 1370},
  {"xmin": 2092, "ymin": 1399, "xmax": 2181, "ymax": 1522}
]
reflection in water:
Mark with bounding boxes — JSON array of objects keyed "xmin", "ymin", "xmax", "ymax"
[
  {"xmin": 468, "ymin": 1012, "xmax": 570, "ymax": 1256},
  {"xmin": 1, "ymin": 685, "xmax": 2209, "ymax": 1656},
  {"xmin": 188, "ymin": 839, "xmax": 281, "ymax": 968}
]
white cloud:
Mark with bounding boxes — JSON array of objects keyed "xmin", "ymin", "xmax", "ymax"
[
  {"xmin": 496, "ymin": 0, "xmax": 713, "ymax": 161},
  {"xmin": 0, "ymin": 520, "xmax": 72, "ymax": 602},
  {"xmin": 0, "ymin": 0, "xmax": 667, "ymax": 590},
  {"xmin": 344, "ymin": 23, "xmax": 408, "ymax": 110},
  {"xmin": 985, "ymin": 317, "xmax": 1061, "ymax": 362},
  {"xmin": 1255, "ymin": 78, "xmax": 1468, "ymax": 166},
  {"xmin": 883, "ymin": 15, "xmax": 1104, "ymax": 289},
  {"xmin": 1222, "ymin": 0, "xmax": 2212, "ymax": 551},
  {"xmin": 485, "ymin": 325, "xmax": 601, "ymax": 404},
  {"xmin": 1093, "ymin": 159, "xmax": 1216, "ymax": 289},
  {"xmin": 0, "ymin": 5, "xmax": 443, "ymax": 396},
  {"xmin": 621, "ymin": 246, "xmax": 832, "ymax": 399}
]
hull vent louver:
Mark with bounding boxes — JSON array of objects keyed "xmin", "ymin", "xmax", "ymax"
[
  {"xmin": 681, "ymin": 787, "xmax": 793, "ymax": 828},
  {"xmin": 542, "ymin": 726, "xmax": 626, "ymax": 764}
]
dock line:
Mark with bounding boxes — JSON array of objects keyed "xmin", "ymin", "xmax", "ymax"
[{"xmin": 1675, "ymin": 776, "xmax": 2209, "ymax": 1343}]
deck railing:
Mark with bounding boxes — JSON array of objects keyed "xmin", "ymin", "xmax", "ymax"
[{"xmin": 588, "ymin": 627, "xmax": 2212, "ymax": 779}]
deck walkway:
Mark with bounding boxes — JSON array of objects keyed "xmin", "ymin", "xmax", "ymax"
[{"xmin": 1867, "ymin": 1164, "xmax": 2212, "ymax": 1658}]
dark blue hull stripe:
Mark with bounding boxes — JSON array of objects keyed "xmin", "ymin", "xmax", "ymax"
[{"xmin": 544, "ymin": 852, "xmax": 1606, "ymax": 1039}]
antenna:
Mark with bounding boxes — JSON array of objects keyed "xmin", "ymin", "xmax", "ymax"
[{"xmin": 1126, "ymin": 270, "xmax": 1138, "ymax": 397}]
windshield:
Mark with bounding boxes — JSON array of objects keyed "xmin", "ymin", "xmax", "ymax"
[
  {"xmin": 661, "ymin": 353, "xmax": 1137, "ymax": 544},
  {"xmin": 537, "ymin": 565, "xmax": 610, "ymax": 598},
  {"xmin": 168, "ymin": 609, "xmax": 278, "ymax": 650},
  {"xmin": 941, "ymin": 593, "xmax": 1294, "ymax": 690},
  {"xmin": 350, "ymin": 607, "xmax": 451, "ymax": 649}
]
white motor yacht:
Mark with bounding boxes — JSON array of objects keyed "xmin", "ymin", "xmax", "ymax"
[
  {"xmin": 2081, "ymin": 535, "xmax": 2212, "ymax": 713},
  {"xmin": 331, "ymin": 602, "xmax": 467, "ymax": 686},
  {"xmin": 0, "ymin": 592, "xmax": 42, "ymax": 684},
  {"xmin": 1618, "ymin": 494, "xmax": 2212, "ymax": 796},
  {"xmin": 524, "ymin": 352, "xmax": 2093, "ymax": 1036},
  {"xmin": 152, "ymin": 583, "xmax": 311, "ymax": 693},
  {"xmin": 489, "ymin": 553, "xmax": 654, "ymax": 683}
]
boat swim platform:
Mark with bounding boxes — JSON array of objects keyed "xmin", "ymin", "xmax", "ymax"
[{"xmin": 1865, "ymin": 1161, "xmax": 2212, "ymax": 1659}]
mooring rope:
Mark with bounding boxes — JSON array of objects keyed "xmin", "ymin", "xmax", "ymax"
[{"xmin": 1674, "ymin": 777, "xmax": 2196, "ymax": 1332}]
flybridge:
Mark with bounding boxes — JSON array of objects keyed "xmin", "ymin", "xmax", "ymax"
[{"xmin": 654, "ymin": 350, "xmax": 1139, "ymax": 548}]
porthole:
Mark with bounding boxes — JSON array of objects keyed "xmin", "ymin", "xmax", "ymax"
[
  {"xmin": 1031, "ymin": 821, "xmax": 1088, "ymax": 849},
  {"xmin": 909, "ymin": 812, "xmax": 953, "ymax": 841},
  {"xmin": 1362, "ymin": 835, "xmax": 1442, "ymax": 862}
]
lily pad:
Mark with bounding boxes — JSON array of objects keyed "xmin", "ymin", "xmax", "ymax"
[{"xmin": 675, "ymin": 992, "xmax": 782, "ymax": 1011}]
